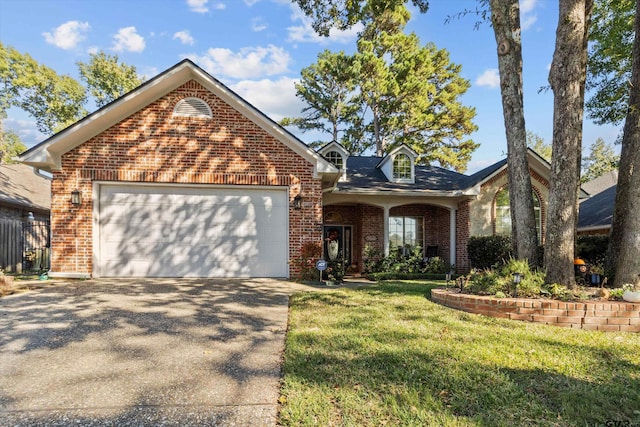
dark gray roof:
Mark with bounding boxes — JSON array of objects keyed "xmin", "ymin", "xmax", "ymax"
[
  {"xmin": 581, "ymin": 170, "xmax": 618, "ymax": 196},
  {"xmin": 462, "ymin": 158, "xmax": 508, "ymax": 188},
  {"xmin": 336, "ymin": 156, "xmax": 470, "ymax": 192},
  {"xmin": 0, "ymin": 164, "xmax": 51, "ymax": 211},
  {"xmin": 578, "ymin": 184, "xmax": 616, "ymax": 229}
]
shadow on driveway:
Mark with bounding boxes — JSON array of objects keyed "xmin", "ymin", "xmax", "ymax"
[{"xmin": 0, "ymin": 278, "xmax": 292, "ymax": 426}]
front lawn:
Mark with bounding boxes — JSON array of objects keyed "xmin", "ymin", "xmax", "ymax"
[{"xmin": 279, "ymin": 281, "xmax": 640, "ymax": 426}]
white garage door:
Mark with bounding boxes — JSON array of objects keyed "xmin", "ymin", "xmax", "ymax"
[{"xmin": 96, "ymin": 184, "xmax": 289, "ymax": 278}]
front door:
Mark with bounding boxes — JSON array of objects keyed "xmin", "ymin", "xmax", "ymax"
[{"xmin": 323, "ymin": 225, "xmax": 352, "ymax": 266}]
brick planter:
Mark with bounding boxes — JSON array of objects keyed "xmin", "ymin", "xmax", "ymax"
[{"xmin": 431, "ymin": 288, "xmax": 640, "ymax": 332}]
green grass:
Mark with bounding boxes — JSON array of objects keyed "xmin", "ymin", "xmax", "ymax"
[{"xmin": 279, "ymin": 281, "xmax": 640, "ymax": 426}]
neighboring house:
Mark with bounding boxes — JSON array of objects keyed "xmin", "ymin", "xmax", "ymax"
[
  {"xmin": 0, "ymin": 164, "xmax": 51, "ymax": 272},
  {"xmin": 18, "ymin": 60, "xmax": 556, "ymax": 279},
  {"xmin": 578, "ymin": 170, "xmax": 618, "ymax": 235}
]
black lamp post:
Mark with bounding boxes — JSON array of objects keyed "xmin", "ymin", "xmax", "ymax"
[{"xmin": 512, "ymin": 272, "xmax": 522, "ymax": 297}]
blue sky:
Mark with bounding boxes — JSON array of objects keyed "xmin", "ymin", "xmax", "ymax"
[{"xmin": 0, "ymin": 0, "xmax": 620, "ymax": 173}]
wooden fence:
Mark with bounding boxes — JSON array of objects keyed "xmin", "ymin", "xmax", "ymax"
[{"xmin": 0, "ymin": 219, "xmax": 50, "ymax": 273}]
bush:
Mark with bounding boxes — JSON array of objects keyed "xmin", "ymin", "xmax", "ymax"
[
  {"xmin": 292, "ymin": 241, "xmax": 322, "ymax": 281},
  {"xmin": 576, "ymin": 235, "xmax": 609, "ymax": 266},
  {"xmin": 463, "ymin": 258, "xmax": 544, "ymax": 298},
  {"xmin": 467, "ymin": 235, "xmax": 513, "ymax": 270},
  {"xmin": 363, "ymin": 245, "xmax": 383, "ymax": 274}
]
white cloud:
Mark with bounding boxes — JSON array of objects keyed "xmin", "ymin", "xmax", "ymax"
[
  {"xmin": 475, "ymin": 69, "xmax": 500, "ymax": 89},
  {"xmin": 520, "ymin": 0, "xmax": 538, "ymax": 31},
  {"xmin": 287, "ymin": 5, "xmax": 362, "ymax": 44},
  {"xmin": 4, "ymin": 117, "xmax": 47, "ymax": 148},
  {"xmin": 188, "ymin": 45, "xmax": 291, "ymax": 79},
  {"xmin": 42, "ymin": 21, "xmax": 90, "ymax": 50},
  {"xmin": 112, "ymin": 27, "xmax": 145, "ymax": 53},
  {"xmin": 173, "ymin": 30, "xmax": 195, "ymax": 45},
  {"xmin": 187, "ymin": 0, "xmax": 209, "ymax": 13},
  {"xmin": 520, "ymin": 0, "xmax": 537, "ymax": 14},
  {"xmin": 231, "ymin": 77, "xmax": 302, "ymax": 122},
  {"xmin": 213, "ymin": 2, "xmax": 226, "ymax": 9},
  {"xmin": 87, "ymin": 46, "xmax": 99, "ymax": 55},
  {"xmin": 244, "ymin": 0, "xmax": 261, "ymax": 5},
  {"xmin": 251, "ymin": 17, "xmax": 267, "ymax": 32}
]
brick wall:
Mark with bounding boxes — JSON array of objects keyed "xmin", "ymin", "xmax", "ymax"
[
  {"xmin": 51, "ymin": 80, "xmax": 322, "ymax": 277},
  {"xmin": 431, "ymin": 289, "xmax": 640, "ymax": 332},
  {"xmin": 456, "ymin": 200, "xmax": 471, "ymax": 272}
]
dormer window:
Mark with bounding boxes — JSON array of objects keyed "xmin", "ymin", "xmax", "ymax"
[
  {"xmin": 326, "ymin": 150, "xmax": 344, "ymax": 170},
  {"xmin": 393, "ymin": 154, "xmax": 411, "ymax": 179},
  {"xmin": 173, "ymin": 97, "xmax": 212, "ymax": 118}
]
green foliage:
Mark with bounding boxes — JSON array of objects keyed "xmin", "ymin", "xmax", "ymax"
[
  {"xmin": 0, "ymin": 129, "xmax": 27, "ymax": 163},
  {"xmin": 1, "ymin": 42, "xmax": 87, "ymax": 134},
  {"xmin": 324, "ymin": 259, "xmax": 345, "ymax": 283},
  {"xmin": 285, "ymin": 2, "xmax": 478, "ymax": 171},
  {"xmin": 581, "ymin": 137, "xmax": 620, "ymax": 183},
  {"xmin": 587, "ymin": 0, "xmax": 635, "ymax": 125},
  {"xmin": 526, "ymin": 131, "xmax": 552, "ymax": 162},
  {"xmin": 467, "ymin": 235, "xmax": 512, "ymax": 270},
  {"xmin": 364, "ymin": 244, "xmax": 451, "ymax": 279},
  {"xmin": 576, "ymin": 234, "xmax": 610, "ymax": 266},
  {"xmin": 363, "ymin": 244, "xmax": 384, "ymax": 274},
  {"xmin": 293, "ymin": 241, "xmax": 323, "ymax": 281},
  {"xmin": 464, "ymin": 258, "xmax": 544, "ymax": 298},
  {"xmin": 77, "ymin": 51, "xmax": 144, "ymax": 108}
]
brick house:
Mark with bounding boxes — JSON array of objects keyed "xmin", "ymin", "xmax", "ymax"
[{"xmin": 19, "ymin": 60, "xmax": 555, "ymax": 279}]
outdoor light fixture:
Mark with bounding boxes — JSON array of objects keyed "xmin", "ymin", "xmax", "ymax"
[
  {"xmin": 591, "ymin": 273, "xmax": 601, "ymax": 286},
  {"xmin": 71, "ymin": 189, "xmax": 82, "ymax": 206},
  {"xmin": 512, "ymin": 272, "xmax": 522, "ymax": 297},
  {"xmin": 26, "ymin": 211, "xmax": 35, "ymax": 222},
  {"xmin": 293, "ymin": 194, "xmax": 303, "ymax": 210},
  {"xmin": 445, "ymin": 272, "xmax": 452, "ymax": 285}
]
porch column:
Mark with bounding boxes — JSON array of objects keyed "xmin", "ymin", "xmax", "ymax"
[
  {"xmin": 383, "ymin": 206, "xmax": 390, "ymax": 256},
  {"xmin": 450, "ymin": 208, "xmax": 457, "ymax": 271}
]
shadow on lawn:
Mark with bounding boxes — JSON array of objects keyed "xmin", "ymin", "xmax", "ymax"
[{"xmin": 284, "ymin": 281, "xmax": 640, "ymax": 426}]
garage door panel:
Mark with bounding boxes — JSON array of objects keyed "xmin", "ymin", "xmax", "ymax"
[{"xmin": 97, "ymin": 185, "xmax": 288, "ymax": 277}]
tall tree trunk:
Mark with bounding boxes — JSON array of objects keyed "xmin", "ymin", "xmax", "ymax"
[
  {"xmin": 607, "ymin": 0, "xmax": 640, "ymax": 287},
  {"xmin": 545, "ymin": 0, "xmax": 594, "ymax": 288},
  {"xmin": 489, "ymin": 0, "xmax": 538, "ymax": 266},
  {"xmin": 373, "ymin": 102, "xmax": 383, "ymax": 156}
]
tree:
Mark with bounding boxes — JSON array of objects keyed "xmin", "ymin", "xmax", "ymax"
[
  {"xmin": 0, "ymin": 42, "xmax": 87, "ymax": 135},
  {"xmin": 489, "ymin": 0, "xmax": 538, "ymax": 266},
  {"xmin": 526, "ymin": 131, "xmax": 552, "ymax": 162},
  {"xmin": 288, "ymin": 2, "xmax": 478, "ymax": 171},
  {"xmin": 293, "ymin": 0, "xmax": 429, "ymax": 36},
  {"xmin": 586, "ymin": 0, "xmax": 635, "ymax": 125},
  {"xmin": 544, "ymin": 0, "xmax": 594, "ymax": 288},
  {"xmin": 581, "ymin": 137, "xmax": 619, "ymax": 182},
  {"xmin": 607, "ymin": 0, "xmax": 640, "ymax": 287},
  {"xmin": 0, "ymin": 129, "xmax": 26, "ymax": 163},
  {"xmin": 280, "ymin": 50, "xmax": 362, "ymax": 152},
  {"xmin": 77, "ymin": 51, "xmax": 143, "ymax": 108}
]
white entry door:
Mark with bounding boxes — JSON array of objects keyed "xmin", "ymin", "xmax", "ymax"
[{"xmin": 95, "ymin": 184, "xmax": 289, "ymax": 277}]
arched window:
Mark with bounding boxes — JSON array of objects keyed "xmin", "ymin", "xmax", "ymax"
[
  {"xmin": 494, "ymin": 188, "xmax": 542, "ymax": 241},
  {"xmin": 393, "ymin": 154, "xmax": 411, "ymax": 179},
  {"xmin": 173, "ymin": 97, "xmax": 212, "ymax": 118},
  {"xmin": 326, "ymin": 150, "xmax": 343, "ymax": 170}
]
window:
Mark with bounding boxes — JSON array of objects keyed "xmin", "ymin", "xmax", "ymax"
[
  {"xmin": 173, "ymin": 97, "xmax": 212, "ymax": 118},
  {"xmin": 494, "ymin": 188, "xmax": 542, "ymax": 241},
  {"xmin": 393, "ymin": 154, "xmax": 411, "ymax": 179},
  {"xmin": 326, "ymin": 150, "xmax": 343, "ymax": 170},
  {"xmin": 389, "ymin": 216, "xmax": 423, "ymax": 255}
]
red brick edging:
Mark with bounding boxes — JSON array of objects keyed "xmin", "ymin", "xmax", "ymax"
[{"xmin": 430, "ymin": 288, "xmax": 640, "ymax": 332}]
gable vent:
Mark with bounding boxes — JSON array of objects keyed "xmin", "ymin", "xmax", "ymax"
[{"xmin": 173, "ymin": 97, "xmax": 212, "ymax": 118}]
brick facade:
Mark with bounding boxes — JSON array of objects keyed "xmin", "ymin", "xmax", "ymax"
[{"xmin": 50, "ymin": 80, "xmax": 323, "ymax": 277}]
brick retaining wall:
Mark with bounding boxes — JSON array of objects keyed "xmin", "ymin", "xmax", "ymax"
[{"xmin": 431, "ymin": 288, "xmax": 640, "ymax": 332}]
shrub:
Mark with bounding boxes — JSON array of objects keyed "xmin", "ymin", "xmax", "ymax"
[
  {"xmin": 363, "ymin": 245, "xmax": 383, "ymax": 274},
  {"xmin": 293, "ymin": 241, "xmax": 322, "ymax": 281},
  {"xmin": 576, "ymin": 235, "xmax": 609, "ymax": 266},
  {"xmin": 467, "ymin": 235, "xmax": 512, "ymax": 270},
  {"xmin": 464, "ymin": 258, "xmax": 544, "ymax": 298}
]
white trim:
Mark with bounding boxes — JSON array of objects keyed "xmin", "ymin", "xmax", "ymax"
[{"xmin": 449, "ymin": 208, "xmax": 457, "ymax": 269}]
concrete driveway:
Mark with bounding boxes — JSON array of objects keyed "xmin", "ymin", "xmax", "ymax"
[{"xmin": 0, "ymin": 278, "xmax": 295, "ymax": 426}]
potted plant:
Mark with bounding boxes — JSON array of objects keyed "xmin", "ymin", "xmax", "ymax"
[{"xmin": 622, "ymin": 280, "xmax": 640, "ymax": 303}]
